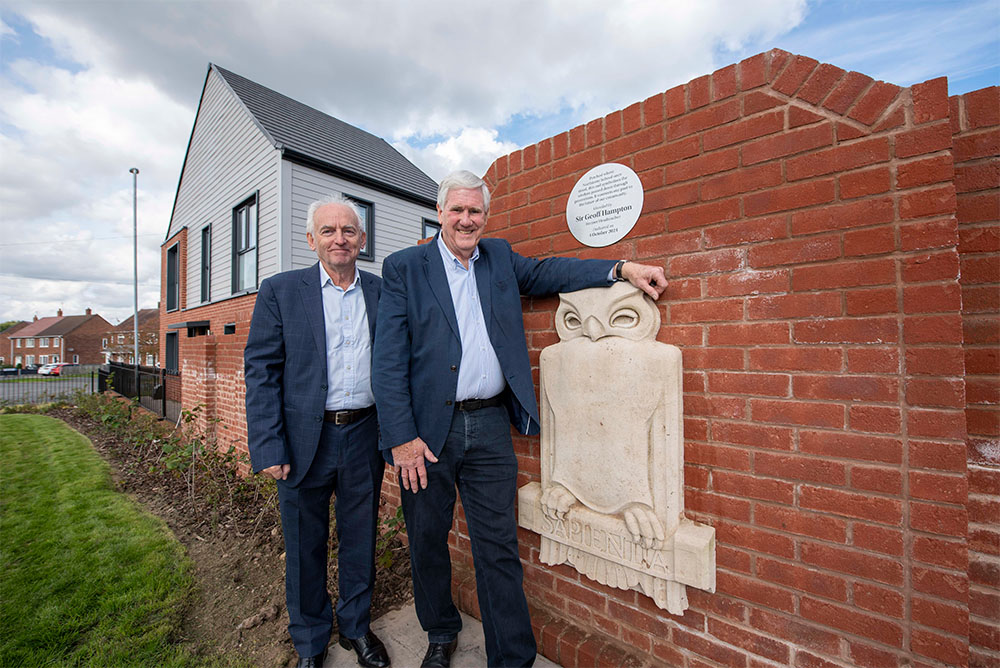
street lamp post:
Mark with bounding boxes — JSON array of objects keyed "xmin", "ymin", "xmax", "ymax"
[{"xmin": 129, "ymin": 168, "xmax": 139, "ymax": 395}]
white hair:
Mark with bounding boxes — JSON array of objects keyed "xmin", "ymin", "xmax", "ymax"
[
  {"xmin": 305, "ymin": 195, "xmax": 363, "ymax": 236},
  {"xmin": 437, "ymin": 170, "xmax": 491, "ymax": 212}
]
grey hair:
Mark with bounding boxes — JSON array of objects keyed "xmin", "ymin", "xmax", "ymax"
[
  {"xmin": 305, "ymin": 195, "xmax": 363, "ymax": 236},
  {"xmin": 437, "ymin": 170, "xmax": 491, "ymax": 213}
]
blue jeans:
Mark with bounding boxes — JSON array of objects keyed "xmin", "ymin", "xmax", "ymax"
[
  {"xmin": 277, "ymin": 412, "xmax": 383, "ymax": 656},
  {"xmin": 401, "ymin": 405, "xmax": 536, "ymax": 667}
]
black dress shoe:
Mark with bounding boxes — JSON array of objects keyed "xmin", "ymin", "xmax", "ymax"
[
  {"xmin": 296, "ymin": 646, "xmax": 327, "ymax": 668},
  {"xmin": 420, "ymin": 638, "xmax": 458, "ymax": 668},
  {"xmin": 338, "ymin": 630, "xmax": 391, "ymax": 668}
]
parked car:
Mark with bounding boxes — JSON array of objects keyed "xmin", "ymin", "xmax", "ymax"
[
  {"xmin": 37, "ymin": 364, "xmax": 58, "ymax": 376},
  {"xmin": 48, "ymin": 363, "xmax": 78, "ymax": 376}
]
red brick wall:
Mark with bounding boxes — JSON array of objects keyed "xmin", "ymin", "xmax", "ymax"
[
  {"xmin": 455, "ymin": 49, "xmax": 982, "ymax": 667},
  {"xmin": 951, "ymin": 86, "xmax": 1000, "ymax": 668},
  {"xmin": 64, "ymin": 316, "xmax": 114, "ymax": 365}
]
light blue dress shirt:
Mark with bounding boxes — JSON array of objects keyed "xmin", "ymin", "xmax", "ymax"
[
  {"xmin": 437, "ymin": 236, "xmax": 507, "ymax": 402},
  {"xmin": 319, "ymin": 263, "xmax": 374, "ymax": 410}
]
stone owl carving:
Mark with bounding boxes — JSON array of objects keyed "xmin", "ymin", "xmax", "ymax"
[{"xmin": 538, "ymin": 281, "xmax": 684, "ymax": 550}]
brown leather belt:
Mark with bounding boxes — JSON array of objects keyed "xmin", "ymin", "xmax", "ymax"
[
  {"xmin": 455, "ymin": 394, "xmax": 504, "ymax": 411},
  {"xmin": 324, "ymin": 405, "xmax": 375, "ymax": 425}
]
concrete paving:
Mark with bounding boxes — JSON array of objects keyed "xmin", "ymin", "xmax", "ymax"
[{"xmin": 325, "ymin": 602, "xmax": 559, "ymax": 667}]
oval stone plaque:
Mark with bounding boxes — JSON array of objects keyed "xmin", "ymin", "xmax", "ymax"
[{"xmin": 566, "ymin": 163, "xmax": 643, "ymax": 247}]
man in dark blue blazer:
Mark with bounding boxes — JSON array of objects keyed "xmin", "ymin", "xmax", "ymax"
[
  {"xmin": 373, "ymin": 170, "xmax": 666, "ymax": 667},
  {"xmin": 245, "ymin": 197, "xmax": 391, "ymax": 668}
]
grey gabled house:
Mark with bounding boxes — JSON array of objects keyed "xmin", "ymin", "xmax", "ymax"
[{"xmin": 159, "ymin": 64, "xmax": 438, "ymax": 440}]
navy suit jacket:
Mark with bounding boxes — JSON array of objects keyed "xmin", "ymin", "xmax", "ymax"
[
  {"xmin": 244, "ymin": 263, "xmax": 381, "ymax": 487},
  {"xmin": 373, "ymin": 236, "xmax": 615, "ymax": 462}
]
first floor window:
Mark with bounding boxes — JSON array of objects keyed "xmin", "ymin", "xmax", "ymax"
[
  {"xmin": 166, "ymin": 242, "xmax": 180, "ymax": 311},
  {"xmin": 26, "ymin": 355, "xmax": 34, "ymax": 365},
  {"xmin": 232, "ymin": 194, "xmax": 258, "ymax": 293},
  {"xmin": 201, "ymin": 224, "xmax": 212, "ymax": 302},
  {"xmin": 40, "ymin": 355, "xmax": 48, "ymax": 364},
  {"xmin": 344, "ymin": 195, "xmax": 374, "ymax": 261},
  {"xmin": 422, "ymin": 218, "xmax": 441, "ymax": 239}
]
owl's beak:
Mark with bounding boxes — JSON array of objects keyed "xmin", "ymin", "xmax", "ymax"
[{"xmin": 583, "ymin": 316, "xmax": 606, "ymax": 341}]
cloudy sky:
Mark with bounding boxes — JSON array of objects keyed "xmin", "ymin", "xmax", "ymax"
[{"xmin": 0, "ymin": 0, "xmax": 997, "ymax": 324}]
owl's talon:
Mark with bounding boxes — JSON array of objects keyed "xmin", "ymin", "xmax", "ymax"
[
  {"xmin": 623, "ymin": 504, "xmax": 665, "ymax": 550},
  {"xmin": 541, "ymin": 484, "xmax": 577, "ymax": 520}
]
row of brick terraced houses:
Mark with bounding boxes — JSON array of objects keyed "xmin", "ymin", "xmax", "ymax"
[{"xmin": 1, "ymin": 308, "xmax": 161, "ymax": 368}]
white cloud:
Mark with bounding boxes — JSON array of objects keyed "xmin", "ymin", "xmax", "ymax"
[{"xmin": 394, "ymin": 128, "xmax": 520, "ymax": 182}]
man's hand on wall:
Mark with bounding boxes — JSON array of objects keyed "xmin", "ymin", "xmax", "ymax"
[{"xmin": 622, "ymin": 262, "xmax": 667, "ymax": 300}]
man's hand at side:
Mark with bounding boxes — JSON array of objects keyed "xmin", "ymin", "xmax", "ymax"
[
  {"xmin": 262, "ymin": 464, "xmax": 291, "ymax": 481},
  {"xmin": 392, "ymin": 437, "xmax": 439, "ymax": 493},
  {"xmin": 621, "ymin": 261, "xmax": 667, "ymax": 300}
]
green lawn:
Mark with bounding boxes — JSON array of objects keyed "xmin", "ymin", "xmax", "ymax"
[{"xmin": 0, "ymin": 414, "xmax": 212, "ymax": 666}]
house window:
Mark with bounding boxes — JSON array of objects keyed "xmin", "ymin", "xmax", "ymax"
[
  {"xmin": 201, "ymin": 224, "xmax": 212, "ymax": 302},
  {"xmin": 73, "ymin": 355, "xmax": 78, "ymax": 364},
  {"xmin": 102, "ymin": 338, "xmax": 107, "ymax": 348},
  {"xmin": 16, "ymin": 339, "xmax": 21, "ymax": 348},
  {"xmin": 345, "ymin": 195, "xmax": 374, "ymax": 261},
  {"xmin": 166, "ymin": 242, "xmax": 180, "ymax": 311},
  {"xmin": 40, "ymin": 355, "xmax": 48, "ymax": 364},
  {"xmin": 25, "ymin": 338, "xmax": 33, "ymax": 348},
  {"xmin": 39, "ymin": 337, "xmax": 49, "ymax": 347},
  {"xmin": 51, "ymin": 355, "xmax": 59, "ymax": 363},
  {"xmin": 165, "ymin": 332, "xmax": 179, "ymax": 372},
  {"xmin": 232, "ymin": 194, "xmax": 258, "ymax": 293},
  {"xmin": 146, "ymin": 354, "xmax": 155, "ymax": 366},
  {"xmin": 26, "ymin": 355, "xmax": 34, "ymax": 365},
  {"xmin": 422, "ymin": 218, "xmax": 441, "ymax": 239},
  {"xmin": 118, "ymin": 334, "xmax": 125, "ymax": 344}
]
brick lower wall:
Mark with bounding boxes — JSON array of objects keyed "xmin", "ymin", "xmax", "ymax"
[{"xmin": 951, "ymin": 86, "xmax": 1000, "ymax": 668}]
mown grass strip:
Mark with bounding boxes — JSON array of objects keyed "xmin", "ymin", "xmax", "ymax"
[{"xmin": 0, "ymin": 414, "xmax": 216, "ymax": 666}]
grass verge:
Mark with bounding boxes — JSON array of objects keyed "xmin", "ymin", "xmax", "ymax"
[{"xmin": 0, "ymin": 414, "xmax": 211, "ymax": 666}]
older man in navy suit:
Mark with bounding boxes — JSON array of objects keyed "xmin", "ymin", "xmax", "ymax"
[
  {"xmin": 245, "ymin": 197, "xmax": 391, "ymax": 668},
  {"xmin": 373, "ymin": 170, "xmax": 666, "ymax": 667}
]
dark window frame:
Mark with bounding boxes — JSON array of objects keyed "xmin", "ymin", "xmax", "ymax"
[
  {"xmin": 422, "ymin": 218, "xmax": 441, "ymax": 239},
  {"xmin": 344, "ymin": 194, "xmax": 375, "ymax": 262},
  {"xmin": 200, "ymin": 224, "xmax": 211, "ymax": 303},
  {"xmin": 166, "ymin": 242, "xmax": 180, "ymax": 312},
  {"xmin": 231, "ymin": 192, "xmax": 259, "ymax": 294},
  {"xmin": 165, "ymin": 331, "xmax": 179, "ymax": 372}
]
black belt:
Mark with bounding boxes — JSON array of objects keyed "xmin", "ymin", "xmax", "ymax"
[
  {"xmin": 455, "ymin": 394, "xmax": 504, "ymax": 411},
  {"xmin": 324, "ymin": 405, "xmax": 375, "ymax": 425}
]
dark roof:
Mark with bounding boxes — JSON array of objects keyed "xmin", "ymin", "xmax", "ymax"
[
  {"xmin": 12, "ymin": 314, "xmax": 108, "ymax": 337},
  {"xmin": 213, "ymin": 65, "xmax": 437, "ymax": 205},
  {"xmin": 112, "ymin": 308, "xmax": 159, "ymax": 332}
]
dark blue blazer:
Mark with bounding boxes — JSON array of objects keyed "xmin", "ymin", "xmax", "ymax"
[
  {"xmin": 244, "ymin": 263, "xmax": 381, "ymax": 487},
  {"xmin": 373, "ymin": 236, "xmax": 615, "ymax": 461}
]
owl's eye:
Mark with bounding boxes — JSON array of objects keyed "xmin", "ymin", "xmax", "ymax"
[
  {"xmin": 610, "ymin": 308, "xmax": 639, "ymax": 328},
  {"xmin": 563, "ymin": 311, "xmax": 582, "ymax": 329}
]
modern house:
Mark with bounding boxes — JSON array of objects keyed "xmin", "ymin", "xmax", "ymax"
[
  {"xmin": 103, "ymin": 308, "xmax": 160, "ymax": 366},
  {"xmin": 159, "ymin": 63, "xmax": 437, "ymax": 450},
  {"xmin": 7, "ymin": 309, "xmax": 111, "ymax": 366}
]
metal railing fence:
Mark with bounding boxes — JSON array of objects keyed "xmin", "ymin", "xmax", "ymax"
[
  {"xmin": 0, "ymin": 365, "xmax": 100, "ymax": 406},
  {"xmin": 100, "ymin": 362, "xmax": 182, "ymax": 423}
]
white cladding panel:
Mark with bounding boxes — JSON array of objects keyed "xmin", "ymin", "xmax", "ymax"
[
  {"xmin": 168, "ymin": 68, "xmax": 279, "ymax": 306},
  {"xmin": 288, "ymin": 163, "xmax": 437, "ymax": 276}
]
